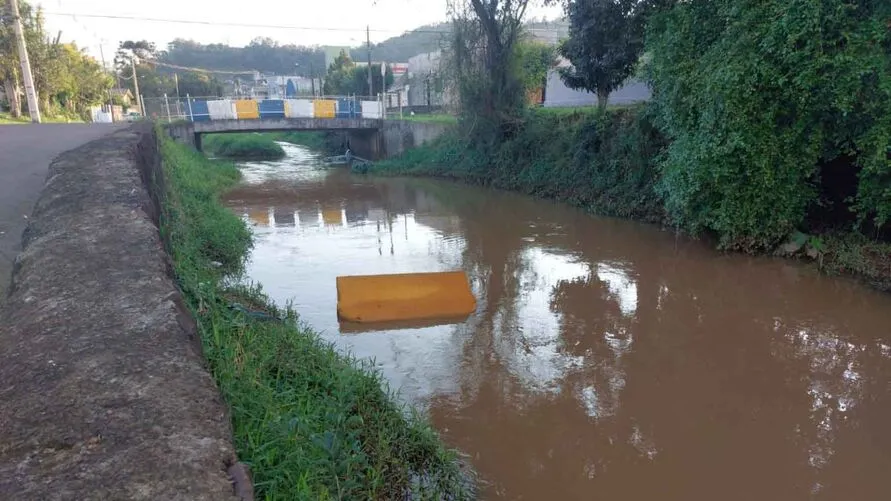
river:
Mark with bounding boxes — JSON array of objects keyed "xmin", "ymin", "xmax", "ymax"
[{"xmin": 223, "ymin": 142, "xmax": 891, "ymax": 500}]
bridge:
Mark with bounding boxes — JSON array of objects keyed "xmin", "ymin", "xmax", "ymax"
[
  {"xmin": 161, "ymin": 97, "xmax": 450, "ymax": 160},
  {"xmin": 167, "ymin": 116, "xmax": 384, "ymax": 157}
]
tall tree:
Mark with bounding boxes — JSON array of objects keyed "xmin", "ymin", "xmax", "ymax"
[
  {"xmin": 446, "ymin": 0, "xmax": 533, "ymax": 139},
  {"xmin": 558, "ymin": 0, "xmax": 648, "ymax": 110}
]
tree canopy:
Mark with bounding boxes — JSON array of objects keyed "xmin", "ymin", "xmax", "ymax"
[
  {"xmin": 1, "ymin": 0, "xmax": 113, "ymax": 119},
  {"xmin": 558, "ymin": 0, "xmax": 648, "ymax": 109}
]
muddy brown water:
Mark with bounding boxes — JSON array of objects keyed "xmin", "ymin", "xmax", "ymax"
[{"xmin": 223, "ymin": 143, "xmax": 891, "ymax": 500}]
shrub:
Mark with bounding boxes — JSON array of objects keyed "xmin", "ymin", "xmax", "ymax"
[{"xmin": 646, "ymin": 0, "xmax": 891, "ymax": 250}]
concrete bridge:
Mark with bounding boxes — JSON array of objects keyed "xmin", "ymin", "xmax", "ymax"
[{"xmin": 167, "ymin": 117, "xmax": 450, "ymax": 160}]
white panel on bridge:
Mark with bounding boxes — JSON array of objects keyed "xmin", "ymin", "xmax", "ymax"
[
  {"xmin": 361, "ymin": 101, "xmax": 382, "ymax": 119},
  {"xmin": 285, "ymin": 99, "xmax": 314, "ymax": 118},
  {"xmin": 207, "ymin": 100, "xmax": 237, "ymax": 120}
]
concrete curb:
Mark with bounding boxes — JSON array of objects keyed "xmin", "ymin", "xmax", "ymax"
[{"xmin": 0, "ymin": 124, "xmax": 251, "ymax": 500}]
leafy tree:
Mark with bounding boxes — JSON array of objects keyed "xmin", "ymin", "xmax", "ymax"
[
  {"xmin": 558, "ymin": 0, "xmax": 648, "ymax": 110},
  {"xmin": 323, "ymin": 49, "xmax": 356, "ymax": 95},
  {"xmin": 514, "ymin": 40, "xmax": 556, "ymax": 96},
  {"xmin": 1, "ymin": 1, "xmax": 112, "ymax": 119}
]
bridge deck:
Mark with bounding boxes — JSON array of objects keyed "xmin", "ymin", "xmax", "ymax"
[{"xmin": 189, "ymin": 117, "xmax": 382, "ymax": 133}]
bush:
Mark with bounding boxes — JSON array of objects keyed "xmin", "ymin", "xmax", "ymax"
[
  {"xmin": 203, "ymin": 133, "xmax": 286, "ymax": 160},
  {"xmin": 646, "ymin": 0, "xmax": 891, "ymax": 250},
  {"xmin": 373, "ymin": 106, "xmax": 666, "ymax": 222}
]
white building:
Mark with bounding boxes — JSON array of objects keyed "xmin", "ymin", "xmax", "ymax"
[{"xmin": 543, "ymin": 58, "xmax": 651, "ymax": 108}]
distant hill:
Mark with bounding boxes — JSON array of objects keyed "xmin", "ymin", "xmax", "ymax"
[
  {"xmin": 349, "ymin": 23, "xmax": 451, "ymax": 63},
  {"xmin": 157, "ymin": 18, "xmax": 568, "ymax": 77},
  {"xmin": 350, "ymin": 18, "xmax": 568, "ymax": 64}
]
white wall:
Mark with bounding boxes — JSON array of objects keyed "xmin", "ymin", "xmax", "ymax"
[{"xmin": 543, "ymin": 69, "xmax": 651, "ymax": 108}]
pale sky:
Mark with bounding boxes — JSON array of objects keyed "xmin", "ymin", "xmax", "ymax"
[{"xmin": 36, "ymin": 0, "xmax": 563, "ymax": 62}]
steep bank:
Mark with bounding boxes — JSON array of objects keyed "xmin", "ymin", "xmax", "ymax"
[
  {"xmin": 370, "ymin": 107, "xmax": 891, "ymax": 292},
  {"xmin": 159, "ymin": 136, "xmax": 473, "ymax": 499},
  {"xmin": 0, "ymin": 125, "xmax": 244, "ymax": 499}
]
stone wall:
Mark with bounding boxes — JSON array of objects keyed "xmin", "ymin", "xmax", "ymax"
[{"xmin": 0, "ymin": 124, "xmax": 250, "ymax": 500}]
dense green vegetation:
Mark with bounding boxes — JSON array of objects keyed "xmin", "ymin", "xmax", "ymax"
[
  {"xmin": 0, "ymin": 1, "xmax": 113, "ymax": 120},
  {"xmin": 373, "ymin": 106, "xmax": 666, "ymax": 222},
  {"xmin": 646, "ymin": 0, "xmax": 891, "ymax": 251},
  {"xmin": 202, "ymin": 133, "xmax": 286, "ymax": 160},
  {"xmin": 158, "ymin": 136, "xmax": 473, "ymax": 500}
]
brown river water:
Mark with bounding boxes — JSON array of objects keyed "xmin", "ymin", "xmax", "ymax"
[{"xmin": 223, "ymin": 143, "xmax": 891, "ymax": 500}]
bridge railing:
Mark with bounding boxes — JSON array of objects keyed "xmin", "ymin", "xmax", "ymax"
[{"xmin": 141, "ymin": 95, "xmax": 387, "ymax": 123}]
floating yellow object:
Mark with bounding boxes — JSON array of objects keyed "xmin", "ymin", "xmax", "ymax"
[
  {"xmin": 235, "ymin": 100, "xmax": 260, "ymax": 119},
  {"xmin": 313, "ymin": 99, "xmax": 336, "ymax": 118},
  {"xmin": 336, "ymin": 271, "xmax": 476, "ymax": 324}
]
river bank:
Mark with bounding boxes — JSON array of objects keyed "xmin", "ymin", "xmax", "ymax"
[
  {"xmin": 158, "ymin": 136, "xmax": 473, "ymax": 499},
  {"xmin": 367, "ymin": 107, "xmax": 891, "ymax": 293},
  {"xmin": 203, "ymin": 133, "xmax": 286, "ymax": 160}
]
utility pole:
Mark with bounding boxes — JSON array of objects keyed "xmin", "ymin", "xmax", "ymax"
[
  {"xmin": 131, "ymin": 56, "xmax": 142, "ymax": 115},
  {"xmin": 10, "ymin": 0, "xmax": 40, "ymax": 123},
  {"xmin": 366, "ymin": 25, "xmax": 372, "ymax": 96},
  {"xmin": 99, "ymin": 43, "xmax": 111, "ymax": 107},
  {"xmin": 310, "ymin": 60, "xmax": 315, "ymax": 96}
]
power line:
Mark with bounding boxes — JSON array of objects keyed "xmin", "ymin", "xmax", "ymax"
[
  {"xmin": 44, "ymin": 11, "xmax": 568, "ymax": 37},
  {"xmin": 43, "ymin": 11, "xmax": 453, "ymax": 35}
]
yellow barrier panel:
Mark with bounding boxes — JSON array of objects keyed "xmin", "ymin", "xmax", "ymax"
[
  {"xmin": 322, "ymin": 209, "xmax": 342, "ymax": 226},
  {"xmin": 235, "ymin": 100, "xmax": 260, "ymax": 119},
  {"xmin": 336, "ymin": 271, "xmax": 476, "ymax": 323},
  {"xmin": 313, "ymin": 99, "xmax": 336, "ymax": 118}
]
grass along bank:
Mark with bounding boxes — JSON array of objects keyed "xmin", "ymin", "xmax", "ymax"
[
  {"xmin": 371, "ymin": 105, "xmax": 666, "ymax": 223},
  {"xmin": 202, "ymin": 133, "xmax": 286, "ymax": 160},
  {"xmin": 158, "ymin": 136, "xmax": 473, "ymax": 499},
  {"xmin": 369, "ymin": 106, "xmax": 891, "ymax": 293}
]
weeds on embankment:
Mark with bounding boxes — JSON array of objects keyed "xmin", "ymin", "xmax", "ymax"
[
  {"xmin": 158, "ymin": 136, "xmax": 473, "ymax": 500},
  {"xmin": 202, "ymin": 133, "xmax": 286, "ymax": 160}
]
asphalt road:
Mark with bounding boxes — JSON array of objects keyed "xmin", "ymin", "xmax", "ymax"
[{"xmin": 0, "ymin": 124, "xmax": 125, "ymax": 295}]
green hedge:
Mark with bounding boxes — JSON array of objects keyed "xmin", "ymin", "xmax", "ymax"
[{"xmin": 646, "ymin": 0, "xmax": 891, "ymax": 250}]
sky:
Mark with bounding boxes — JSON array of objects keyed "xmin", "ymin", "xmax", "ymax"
[{"xmin": 36, "ymin": 0, "xmax": 563, "ymax": 62}]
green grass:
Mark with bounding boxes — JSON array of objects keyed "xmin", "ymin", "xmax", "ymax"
[
  {"xmin": 398, "ymin": 113, "xmax": 458, "ymax": 124},
  {"xmin": 203, "ymin": 133, "xmax": 286, "ymax": 160},
  {"xmin": 0, "ymin": 111, "xmax": 85, "ymax": 124},
  {"xmin": 371, "ymin": 105, "xmax": 666, "ymax": 223},
  {"xmin": 158, "ymin": 135, "xmax": 473, "ymax": 500}
]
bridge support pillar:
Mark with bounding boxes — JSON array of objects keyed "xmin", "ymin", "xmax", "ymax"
[
  {"xmin": 346, "ymin": 129, "xmax": 383, "ymax": 161},
  {"xmin": 193, "ymin": 133, "xmax": 202, "ymax": 152}
]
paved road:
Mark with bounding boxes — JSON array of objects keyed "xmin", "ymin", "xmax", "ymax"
[{"xmin": 0, "ymin": 124, "xmax": 125, "ymax": 295}]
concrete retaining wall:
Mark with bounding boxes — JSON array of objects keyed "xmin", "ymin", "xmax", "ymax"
[
  {"xmin": 0, "ymin": 124, "xmax": 248, "ymax": 500},
  {"xmin": 348, "ymin": 120, "xmax": 451, "ymax": 160}
]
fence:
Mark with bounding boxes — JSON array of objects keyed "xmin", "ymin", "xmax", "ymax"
[{"xmin": 138, "ymin": 95, "xmax": 387, "ymax": 123}]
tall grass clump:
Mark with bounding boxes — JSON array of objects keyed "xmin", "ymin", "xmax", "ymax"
[
  {"xmin": 203, "ymin": 133, "xmax": 286, "ymax": 160},
  {"xmin": 158, "ymin": 136, "xmax": 473, "ymax": 500}
]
